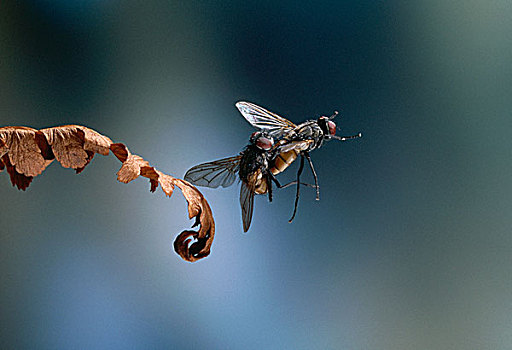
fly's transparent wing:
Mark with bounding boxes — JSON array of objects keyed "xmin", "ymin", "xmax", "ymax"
[
  {"xmin": 184, "ymin": 155, "xmax": 241, "ymax": 188},
  {"xmin": 240, "ymin": 181, "xmax": 255, "ymax": 232},
  {"xmin": 236, "ymin": 101, "xmax": 296, "ymax": 138}
]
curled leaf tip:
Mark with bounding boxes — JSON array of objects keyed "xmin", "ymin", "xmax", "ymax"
[
  {"xmin": 170, "ymin": 180, "xmax": 215, "ymax": 262},
  {"xmin": 174, "ymin": 230, "xmax": 212, "ymax": 262}
]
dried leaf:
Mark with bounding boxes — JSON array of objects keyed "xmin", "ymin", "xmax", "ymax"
[
  {"xmin": 1, "ymin": 125, "xmax": 216, "ymax": 262},
  {"xmin": 75, "ymin": 150, "xmax": 95, "ymax": 174},
  {"xmin": 0, "ymin": 138, "xmax": 4, "ymax": 174},
  {"xmin": 0, "ymin": 136, "xmax": 7, "ymax": 159},
  {"xmin": 34, "ymin": 131, "xmax": 55, "ymax": 160},
  {"xmin": 1, "ymin": 154, "xmax": 33, "ymax": 190},
  {"xmin": 0, "ymin": 127, "xmax": 52, "ymax": 177},
  {"xmin": 110, "ymin": 142, "xmax": 129, "ymax": 162},
  {"xmin": 156, "ymin": 170, "xmax": 175, "ymax": 197},
  {"xmin": 80, "ymin": 127, "xmax": 112, "ymax": 155},
  {"xmin": 141, "ymin": 167, "xmax": 159, "ymax": 193},
  {"xmin": 41, "ymin": 126, "xmax": 110, "ymax": 170},
  {"xmin": 117, "ymin": 154, "xmax": 149, "ymax": 183}
]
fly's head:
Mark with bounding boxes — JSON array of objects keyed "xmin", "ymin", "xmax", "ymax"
[
  {"xmin": 317, "ymin": 112, "xmax": 338, "ymax": 140},
  {"xmin": 317, "ymin": 111, "xmax": 362, "ymax": 143}
]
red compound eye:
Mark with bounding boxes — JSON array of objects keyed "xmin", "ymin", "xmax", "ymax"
[
  {"xmin": 327, "ymin": 120, "xmax": 336, "ymax": 136},
  {"xmin": 256, "ymin": 137, "xmax": 273, "ymax": 150}
]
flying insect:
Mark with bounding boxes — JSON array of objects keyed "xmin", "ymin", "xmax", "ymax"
[{"xmin": 236, "ymin": 101, "xmax": 362, "ymax": 222}]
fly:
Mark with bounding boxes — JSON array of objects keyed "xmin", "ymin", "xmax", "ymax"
[{"xmin": 236, "ymin": 101, "xmax": 362, "ymax": 222}]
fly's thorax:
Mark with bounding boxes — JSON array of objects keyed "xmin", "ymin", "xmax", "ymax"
[
  {"xmin": 238, "ymin": 143, "xmax": 270, "ymax": 194},
  {"xmin": 291, "ymin": 121, "xmax": 325, "ymax": 151}
]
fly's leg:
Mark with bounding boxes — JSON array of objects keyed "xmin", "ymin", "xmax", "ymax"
[
  {"xmin": 279, "ymin": 181, "xmax": 316, "ymax": 189},
  {"xmin": 289, "ymin": 154, "xmax": 305, "ymax": 223},
  {"xmin": 267, "ymin": 174, "xmax": 273, "ymax": 202},
  {"xmin": 270, "ymin": 173, "xmax": 314, "ymax": 189},
  {"xmin": 304, "ymin": 152, "xmax": 319, "ymax": 201},
  {"xmin": 269, "ymin": 173, "xmax": 281, "ymax": 188}
]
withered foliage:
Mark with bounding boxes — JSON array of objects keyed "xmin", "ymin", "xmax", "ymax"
[{"xmin": 0, "ymin": 125, "xmax": 214, "ymax": 262}]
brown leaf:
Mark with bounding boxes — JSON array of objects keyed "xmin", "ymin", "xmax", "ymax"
[
  {"xmin": 117, "ymin": 154, "xmax": 150, "ymax": 183},
  {"xmin": 141, "ymin": 167, "xmax": 159, "ymax": 193},
  {"xmin": 80, "ymin": 127, "xmax": 112, "ymax": 155},
  {"xmin": 34, "ymin": 131, "xmax": 55, "ymax": 160},
  {"xmin": 41, "ymin": 126, "xmax": 112, "ymax": 170},
  {"xmin": 110, "ymin": 142, "xmax": 129, "ymax": 162},
  {"xmin": 155, "ymin": 170, "xmax": 175, "ymax": 197},
  {"xmin": 1, "ymin": 154, "xmax": 33, "ymax": 190},
  {"xmin": 110, "ymin": 143, "xmax": 151, "ymax": 185},
  {"xmin": 0, "ymin": 127, "xmax": 53, "ymax": 177},
  {"xmin": 1, "ymin": 125, "xmax": 216, "ymax": 262},
  {"xmin": 75, "ymin": 150, "xmax": 95, "ymax": 174},
  {"xmin": 0, "ymin": 138, "xmax": 4, "ymax": 174},
  {"xmin": 0, "ymin": 136, "xmax": 7, "ymax": 159}
]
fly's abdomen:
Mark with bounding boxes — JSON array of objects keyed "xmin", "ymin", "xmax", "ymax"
[
  {"xmin": 254, "ymin": 181, "xmax": 267, "ymax": 194},
  {"xmin": 246, "ymin": 170, "xmax": 268, "ymax": 195},
  {"xmin": 271, "ymin": 149, "xmax": 299, "ymax": 175}
]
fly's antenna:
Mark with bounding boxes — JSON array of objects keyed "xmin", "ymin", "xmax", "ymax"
[
  {"xmin": 332, "ymin": 132, "xmax": 362, "ymax": 141},
  {"xmin": 328, "ymin": 110, "xmax": 339, "ymax": 120}
]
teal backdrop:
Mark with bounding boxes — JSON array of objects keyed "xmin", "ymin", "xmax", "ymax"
[{"xmin": 1, "ymin": 1, "xmax": 511, "ymax": 349}]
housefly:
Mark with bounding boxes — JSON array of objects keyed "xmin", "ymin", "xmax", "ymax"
[
  {"xmin": 184, "ymin": 131, "xmax": 281, "ymax": 232},
  {"xmin": 236, "ymin": 101, "xmax": 362, "ymax": 222}
]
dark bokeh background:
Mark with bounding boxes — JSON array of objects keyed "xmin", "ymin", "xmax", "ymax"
[{"xmin": 1, "ymin": 1, "xmax": 511, "ymax": 349}]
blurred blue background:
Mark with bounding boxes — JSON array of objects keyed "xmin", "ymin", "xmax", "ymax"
[{"xmin": 1, "ymin": 1, "xmax": 511, "ymax": 349}]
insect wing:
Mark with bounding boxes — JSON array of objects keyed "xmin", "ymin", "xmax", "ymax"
[
  {"xmin": 236, "ymin": 101, "xmax": 296, "ymax": 138},
  {"xmin": 239, "ymin": 181, "xmax": 255, "ymax": 232},
  {"xmin": 184, "ymin": 156, "xmax": 241, "ymax": 188}
]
